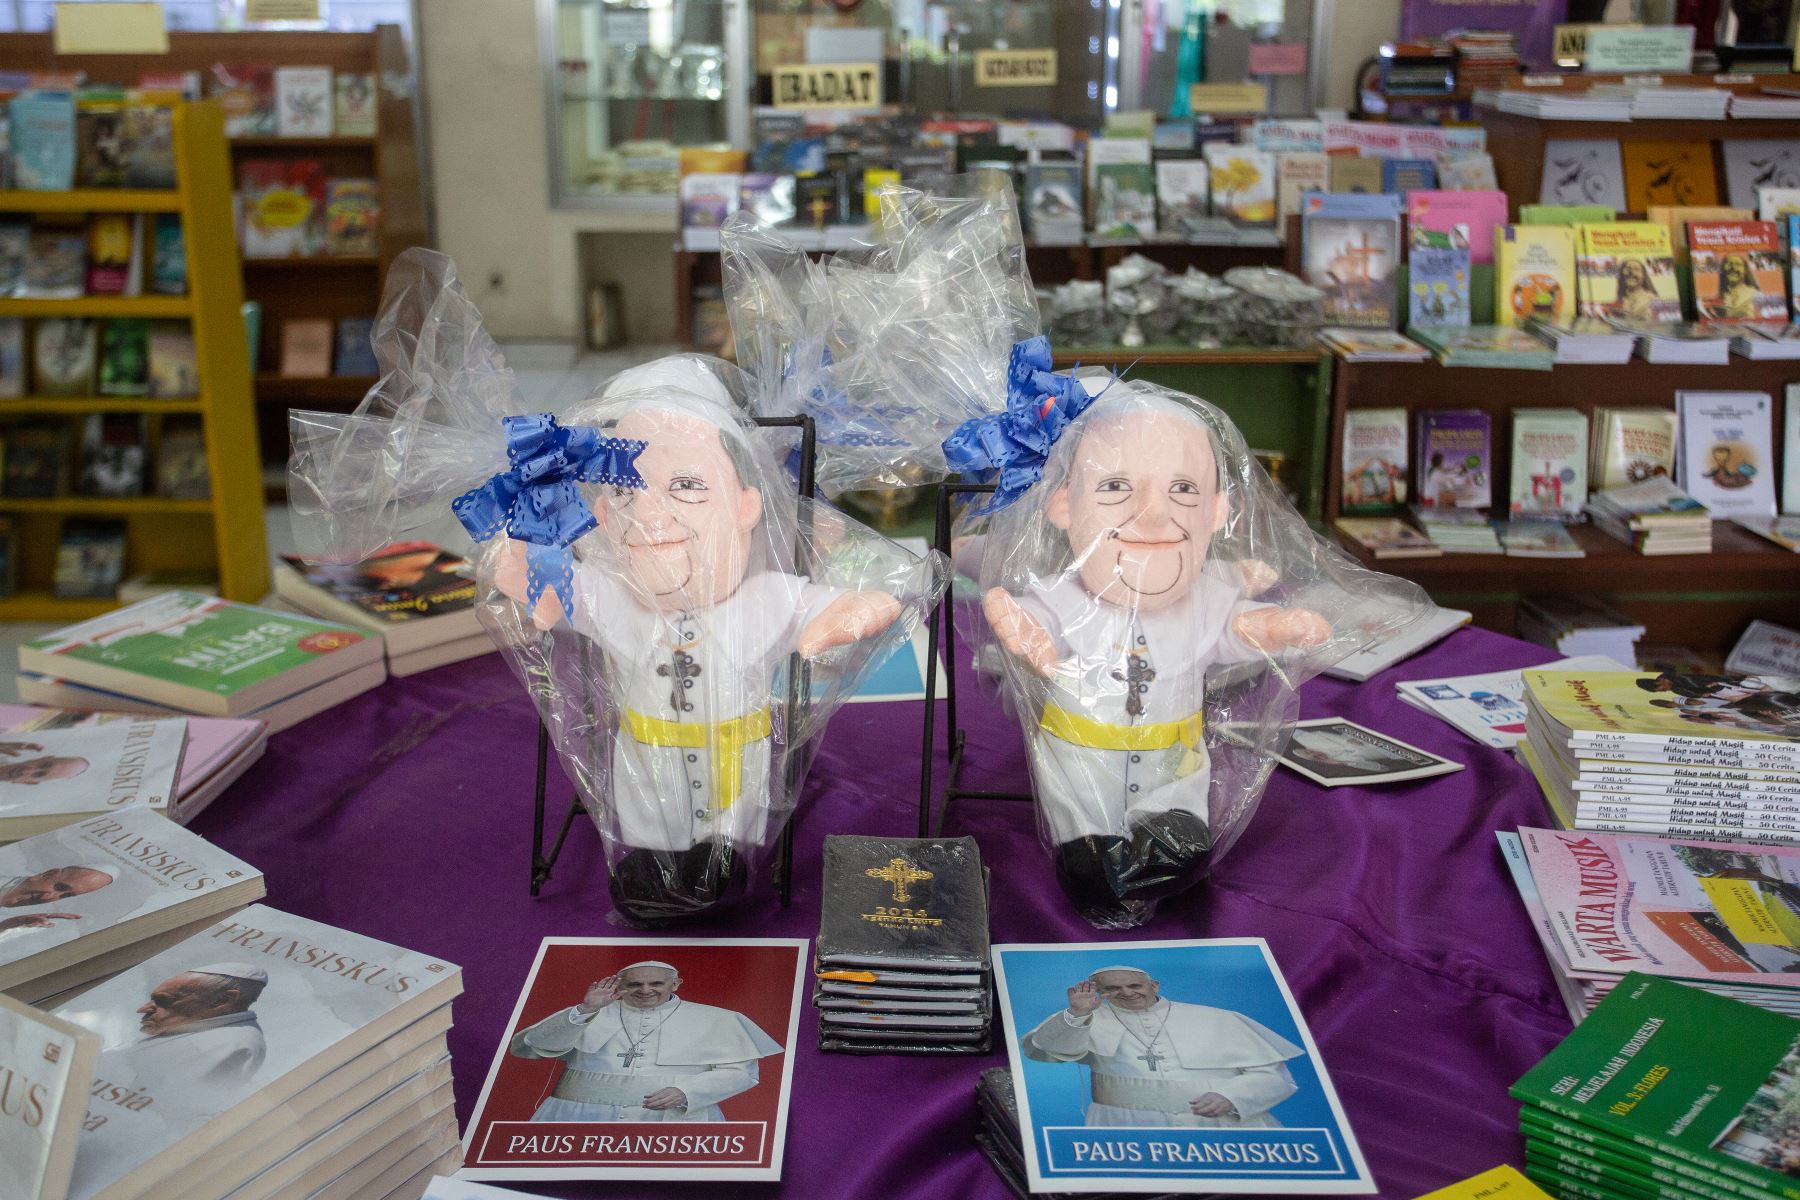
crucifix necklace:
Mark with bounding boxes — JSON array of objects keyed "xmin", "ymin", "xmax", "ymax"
[
  {"xmin": 615, "ymin": 998, "xmax": 681, "ymax": 1068},
  {"xmin": 1118, "ymin": 1005, "xmax": 1173, "ymax": 1072}
]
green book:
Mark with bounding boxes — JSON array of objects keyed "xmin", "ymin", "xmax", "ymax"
[
  {"xmin": 20, "ymin": 591, "xmax": 383, "ymax": 716},
  {"xmin": 1409, "ymin": 323, "xmax": 1556, "ymax": 370},
  {"xmin": 1526, "ymin": 1161, "xmax": 1626, "ymax": 1200},
  {"xmin": 1521, "ymin": 1108, "xmax": 1781, "ymax": 1200},
  {"xmin": 1522, "ymin": 204, "xmax": 1618, "ymax": 226},
  {"xmin": 1527, "ymin": 1136, "xmax": 1753, "ymax": 1200},
  {"xmin": 1512, "ymin": 974, "xmax": 1800, "ymax": 1200},
  {"xmin": 1526, "ymin": 1150, "xmax": 1682, "ymax": 1200}
]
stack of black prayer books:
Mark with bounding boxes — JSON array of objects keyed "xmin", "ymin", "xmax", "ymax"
[
  {"xmin": 977, "ymin": 1068, "xmax": 1182, "ymax": 1200},
  {"xmin": 814, "ymin": 834, "xmax": 992, "ymax": 1054}
]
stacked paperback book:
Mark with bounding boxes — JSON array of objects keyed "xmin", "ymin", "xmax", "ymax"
[
  {"xmin": 272, "ymin": 542, "xmax": 494, "ymax": 678},
  {"xmin": 813, "ymin": 834, "xmax": 992, "ymax": 1055},
  {"xmin": 0, "ymin": 704, "xmax": 265, "ymax": 826},
  {"xmin": 0, "ymin": 719, "xmax": 186, "ymax": 842},
  {"xmin": 1586, "ymin": 478, "xmax": 1714, "ymax": 554},
  {"xmin": 0, "ymin": 806, "xmax": 264, "ymax": 1005},
  {"xmin": 1518, "ymin": 667, "xmax": 1800, "ymax": 843},
  {"xmin": 16, "ymin": 592, "xmax": 386, "ymax": 734},
  {"xmin": 973, "ymin": 1068, "xmax": 1170, "ymax": 1200},
  {"xmin": 1512, "ymin": 974, "xmax": 1800, "ymax": 1200},
  {"xmin": 1412, "ymin": 507, "xmax": 1501, "ymax": 553},
  {"xmin": 1500, "ymin": 828, "xmax": 1800, "ymax": 1022},
  {"xmin": 1515, "ymin": 595, "xmax": 1645, "ymax": 665},
  {"xmin": 45, "ymin": 904, "xmax": 462, "ymax": 1200}
]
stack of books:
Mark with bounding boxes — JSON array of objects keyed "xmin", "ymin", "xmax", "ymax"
[
  {"xmin": 1481, "ymin": 90, "xmax": 1632, "ymax": 121},
  {"xmin": 1586, "ymin": 478, "xmax": 1714, "ymax": 554},
  {"xmin": 1722, "ymin": 320, "xmax": 1800, "ymax": 360},
  {"xmin": 1316, "ymin": 328, "xmax": 1430, "ymax": 361},
  {"xmin": 814, "ymin": 834, "xmax": 992, "ymax": 1055},
  {"xmin": 1497, "ymin": 520, "xmax": 1585, "ymax": 558},
  {"xmin": 272, "ymin": 542, "xmax": 495, "ymax": 678},
  {"xmin": 16, "ymin": 592, "xmax": 387, "ymax": 734},
  {"xmin": 1412, "ymin": 506, "xmax": 1501, "ymax": 553},
  {"xmin": 1409, "ymin": 324, "xmax": 1553, "ymax": 370},
  {"xmin": 1500, "ymin": 829, "xmax": 1800, "ymax": 1023},
  {"xmin": 1, "ymin": 990, "xmax": 98, "ymax": 1200},
  {"xmin": 50, "ymin": 905, "xmax": 462, "ymax": 1200},
  {"xmin": 1512, "ymin": 974, "xmax": 1800, "ymax": 1200},
  {"xmin": 1525, "ymin": 315, "xmax": 1636, "ymax": 365},
  {"xmin": 1331, "ymin": 516, "xmax": 1443, "ymax": 559},
  {"xmin": 1587, "ymin": 84, "xmax": 1732, "ymax": 119},
  {"xmin": 1731, "ymin": 90, "xmax": 1800, "ymax": 117},
  {"xmin": 0, "ymin": 720, "xmax": 186, "ymax": 842},
  {"xmin": 0, "ymin": 704, "xmax": 266, "ymax": 825},
  {"xmin": 1518, "ymin": 666, "xmax": 1800, "ymax": 843},
  {"xmin": 1516, "ymin": 595, "xmax": 1645, "ymax": 664},
  {"xmin": 0, "ymin": 807, "xmax": 264, "ymax": 1004},
  {"xmin": 1613, "ymin": 319, "xmax": 1733, "ymax": 365},
  {"xmin": 974, "ymin": 1067, "xmax": 1150, "ymax": 1200}
]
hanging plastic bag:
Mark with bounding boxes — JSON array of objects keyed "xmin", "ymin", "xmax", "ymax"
[
  {"xmin": 289, "ymin": 249, "xmax": 947, "ymax": 925},
  {"xmin": 952, "ymin": 372, "xmax": 1431, "ymax": 928}
]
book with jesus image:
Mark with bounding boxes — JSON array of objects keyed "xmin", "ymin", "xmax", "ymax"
[
  {"xmin": 994, "ymin": 937, "xmax": 1375, "ymax": 1194},
  {"xmin": 461, "ymin": 936, "xmax": 806, "ymax": 1182},
  {"xmin": 0, "ymin": 721, "xmax": 186, "ymax": 843},
  {"xmin": 0, "ymin": 807, "xmax": 264, "ymax": 1003},
  {"xmin": 0, "ymin": 991, "xmax": 99, "ymax": 1200},
  {"xmin": 50, "ymin": 903, "xmax": 462, "ymax": 1200}
]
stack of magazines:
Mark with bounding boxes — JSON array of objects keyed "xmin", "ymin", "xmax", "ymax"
[
  {"xmin": 49, "ymin": 905, "xmax": 463, "ymax": 1200},
  {"xmin": 1518, "ymin": 667, "xmax": 1800, "ymax": 843},
  {"xmin": 1525, "ymin": 315, "xmax": 1637, "ymax": 365},
  {"xmin": 0, "ymin": 808, "xmax": 265, "ymax": 1004},
  {"xmin": 1512, "ymin": 974, "xmax": 1800, "ymax": 1200},
  {"xmin": 16, "ymin": 593, "xmax": 387, "ymax": 734},
  {"xmin": 1499, "ymin": 828, "xmax": 1800, "ymax": 1022},
  {"xmin": 974, "ymin": 1068, "xmax": 1176, "ymax": 1200},
  {"xmin": 813, "ymin": 834, "xmax": 992, "ymax": 1055},
  {"xmin": 1586, "ymin": 478, "xmax": 1714, "ymax": 554},
  {"xmin": 0, "ymin": 704, "xmax": 266, "ymax": 826}
]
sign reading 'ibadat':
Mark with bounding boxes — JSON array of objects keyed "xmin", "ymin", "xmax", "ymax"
[{"xmin": 772, "ymin": 63, "xmax": 881, "ymax": 110}]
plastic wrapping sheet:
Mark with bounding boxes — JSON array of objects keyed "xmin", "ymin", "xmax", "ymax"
[
  {"xmin": 289, "ymin": 249, "xmax": 948, "ymax": 926},
  {"xmin": 956, "ymin": 376, "xmax": 1431, "ymax": 928},
  {"xmin": 721, "ymin": 174, "xmax": 1039, "ymax": 494}
]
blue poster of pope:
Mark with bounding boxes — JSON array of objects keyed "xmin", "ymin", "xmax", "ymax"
[{"xmin": 993, "ymin": 939, "xmax": 1375, "ymax": 1194}]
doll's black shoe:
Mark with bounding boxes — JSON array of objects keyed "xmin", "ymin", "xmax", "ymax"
[
  {"xmin": 1122, "ymin": 811, "xmax": 1213, "ymax": 905},
  {"xmin": 607, "ymin": 847, "xmax": 688, "ymax": 927},
  {"xmin": 682, "ymin": 841, "xmax": 746, "ymax": 913},
  {"xmin": 1054, "ymin": 835, "xmax": 1148, "ymax": 928}
]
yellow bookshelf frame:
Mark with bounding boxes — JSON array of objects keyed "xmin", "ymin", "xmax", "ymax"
[{"xmin": 0, "ymin": 101, "xmax": 268, "ymax": 619}]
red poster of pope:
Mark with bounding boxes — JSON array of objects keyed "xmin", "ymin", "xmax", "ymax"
[{"xmin": 460, "ymin": 937, "xmax": 808, "ymax": 1183}]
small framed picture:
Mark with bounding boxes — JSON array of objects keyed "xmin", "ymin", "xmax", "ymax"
[{"xmin": 1277, "ymin": 718, "xmax": 1463, "ymax": 787}]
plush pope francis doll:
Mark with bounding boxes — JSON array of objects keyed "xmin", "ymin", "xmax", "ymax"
[
  {"xmin": 510, "ymin": 960, "xmax": 783, "ymax": 1121},
  {"xmin": 496, "ymin": 358, "xmax": 905, "ymax": 924}
]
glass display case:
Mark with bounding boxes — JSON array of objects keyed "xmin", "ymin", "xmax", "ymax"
[{"xmin": 1124, "ymin": 0, "xmax": 1322, "ymax": 120}]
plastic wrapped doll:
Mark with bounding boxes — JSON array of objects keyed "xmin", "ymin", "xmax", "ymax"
[
  {"xmin": 288, "ymin": 250, "xmax": 945, "ymax": 925},
  {"xmin": 490, "ymin": 361, "xmax": 916, "ymax": 920},
  {"xmin": 963, "ymin": 374, "xmax": 1429, "ymax": 927}
]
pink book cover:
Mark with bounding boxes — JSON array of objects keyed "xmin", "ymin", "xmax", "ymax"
[
  {"xmin": 1519, "ymin": 825, "xmax": 1800, "ymax": 985},
  {"xmin": 1407, "ymin": 189, "xmax": 1508, "ymax": 266},
  {"xmin": 0, "ymin": 703, "xmax": 264, "ymax": 797}
]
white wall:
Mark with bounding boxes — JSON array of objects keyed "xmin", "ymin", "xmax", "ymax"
[{"xmin": 1321, "ymin": 0, "xmax": 1402, "ymax": 111}]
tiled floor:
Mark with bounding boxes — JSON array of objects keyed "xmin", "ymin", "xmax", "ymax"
[{"xmin": 0, "ymin": 342, "xmax": 677, "ymax": 702}]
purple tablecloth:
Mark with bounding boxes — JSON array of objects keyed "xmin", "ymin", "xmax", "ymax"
[{"xmin": 190, "ymin": 623, "xmax": 1570, "ymax": 1199}]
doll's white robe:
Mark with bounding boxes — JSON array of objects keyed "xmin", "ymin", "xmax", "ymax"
[
  {"xmin": 1023, "ymin": 999, "xmax": 1301, "ymax": 1127},
  {"xmin": 1013, "ymin": 570, "xmax": 1268, "ymax": 844},
  {"xmin": 568, "ymin": 564, "xmax": 847, "ymax": 852}
]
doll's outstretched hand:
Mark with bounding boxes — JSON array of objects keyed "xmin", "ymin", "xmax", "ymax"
[
  {"xmin": 1233, "ymin": 606, "xmax": 1331, "ymax": 653},
  {"xmin": 1236, "ymin": 559, "xmax": 1279, "ymax": 597},
  {"xmin": 494, "ymin": 539, "xmax": 568, "ymax": 631},
  {"xmin": 797, "ymin": 591, "xmax": 901, "ymax": 658},
  {"xmin": 984, "ymin": 588, "xmax": 1059, "ymax": 678}
]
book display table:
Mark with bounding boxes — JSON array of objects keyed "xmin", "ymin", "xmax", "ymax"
[{"xmin": 190, "ymin": 621, "xmax": 1569, "ymax": 1199}]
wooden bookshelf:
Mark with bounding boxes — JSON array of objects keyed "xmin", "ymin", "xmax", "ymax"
[
  {"xmin": 1050, "ymin": 346, "xmax": 1321, "ymax": 368},
  {"xmin": 0, "ymin": 27, "xmax": 429, "ymax": 469},
  {"xmin": 1323, "ymin": 355, "xmax": 1800, "ymax": 649},
  {"xmin": 0, "ymin": 101, "xmax": 267, "ymax": 617}
]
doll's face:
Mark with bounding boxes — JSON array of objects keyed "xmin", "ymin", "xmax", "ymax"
[
  {"xmin": 595, "ymin": 408, "xmax": 762, "ymax": 611},
  {"xmin": 1046, "ymin": 407, "xmax": 1229, "ymax": 611}
]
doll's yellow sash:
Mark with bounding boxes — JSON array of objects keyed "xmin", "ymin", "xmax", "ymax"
[
  {"xmin": 1039, "ymin": 705, "xmax": 1203, "ymax": 752},
  {"xmin": 624, "ymin": 707, "xmax": 773, "ymax": 809}
]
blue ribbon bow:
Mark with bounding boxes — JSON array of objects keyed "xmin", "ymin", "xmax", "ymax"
[
  {"xmin": 451, "ymin": 412, "xmax": 646, "ymax": 613},
  {"xmin": 941, "ymin": 336, "xmax": 1095, "ymax": 512}
]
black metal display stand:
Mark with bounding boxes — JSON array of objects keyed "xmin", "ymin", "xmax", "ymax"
[
  {"xmin": 919, "ymin": 482, "xmax": 1033, "ymax": 839},
  {"xmin": 530, "ymin": 415, "xmax": 817, "ymax": 906}
]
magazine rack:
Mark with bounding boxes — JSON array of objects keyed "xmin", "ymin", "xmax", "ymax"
[
  {"xmin": 529, "ymin": 415, "xmax": 817, "ymax": 907},
  {"xmin": 918, "ymin": 482, "xmax": 1033, "ymax": 839}
]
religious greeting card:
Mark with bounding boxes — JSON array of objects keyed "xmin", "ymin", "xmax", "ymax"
[
  {"xmin": 1275, "ymin": 718, "xmax": 1464, "ymax": 787},
  {"xmin": 993, "ymin": 938, "xmax": 1375, "ymax": 1194},
  {"xmin": 459, "ymin": 937, "xmax": 808, "ymax": 1183}
]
